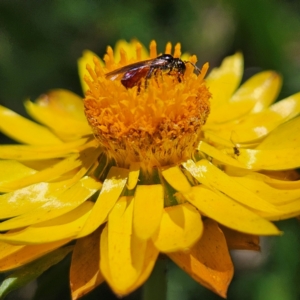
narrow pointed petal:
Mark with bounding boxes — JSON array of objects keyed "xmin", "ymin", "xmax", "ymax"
[
  {"xmin": 0, "ymin": 105, "xmax": 63, "ymax": 145},
  {"xmin": 0, "ymin": 239, "xmax": 71, "ymax": 271},
  {"xmin": 78, "ymin": 50, "xmax": 103, "ymax": 94},
  {"xmin": 0, "ymin": 201, "xmax": 94, "ymax": 244},
  {"xmin": 77, "ymin": 166, "xmax": 129, "ymax": 238},
  {"xmin": 220, "ymin": 226, "xmax": 260, "ymax": 251},
  {"xmin": 184, "ymin": 186, "xmax": 280, "ymax": 235},
  {"xmin": 162, "ymin": 166, "xmax": 192, "ymax": 193},
  {"xmin": 70, "ymin": 228, "xmax": 104, "ymax": 300},
  {"xmin": 206, "ymin": 53, "xmax": 243, "ymax": 109},
  {"xmin": 183, "ymin": 159, "xmax": 278, "ymax": 212},
  {"xmin": 133, "ymin": 185, "xmax": 164, "ymax": 240},
  {"xmin": 152, "ymin": 203, "xmax": 203, "ymax": 252},
  {"xmin": 127, "ymin": 162, "xmax": 140, "ymax": 190},
  {"xmin": 25, "ymin": 99, "xmax": 92, "ymax": 139},
  {"xmin": 0, "ymin": 177, "xmax": 100, "ymax": 230},
  {"xmin": 0, "ymin": 138, "xmax": 88, "ymax": 160},
  {"xmin": 168, "ymin": 219, "xmax": 234, "ymax": 298}
]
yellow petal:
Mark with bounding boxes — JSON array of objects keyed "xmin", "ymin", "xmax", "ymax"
[
  {"xmin": 0, "ymin": 177, "xmax": 100, "ymax": 230},
  {"xmin": 206, "ymin": 53, "xmax": 243, "ymax": 109},
  {"xmin": 0, "ymin": 242, "xmax": 23, "ymax": 259},
  {"xmin": 70, "ymin": 228, "xmax": 104, "ymax": 300},
  {"xmin": 252, "ymin": 172, "xmax": 300, "ymax": 189},
  {"xmin": 184, "ymin": 186, "xmax": 280, "ymax": 235},
  {"xmin": 0, "ymin": 138, "xmax": 88, "ymax": 160},
  {"xmin": 208, "ymin": 71, "xmax": 281, "ymax": 124},
  {"xmin": 133, "ymin": 185, "xmax": 164, "ymax": 240},
  {"xmin": 101, "ymin": 196, "xmax": 154, "ymax": 296},
  {"xmin": 183, "ymin": 159, "xmax": 278, "ymax": 212},
  {"xmin": 35, "ymin": 89, "xmax": 87, "ymax": 121},
  {"xmin": 237, "ymin": 148, "xmax": 300, "ymax": 170},
  {"xmin": 127, "ymin": 162, "xmax": 140, "ymax": 190},
  {"xmin": 0, "ymin": 239, "xmax": 70, "ymax": 271},
  {"xmin": 231, "ymin": 71, "xmax": 281, "ymax": 112},
  {"xmin": 220, "ymin": 226, "xmax": 260, "ymax": 251},
  {"xmin": 257, "ymin": 115, "xmax": 300, "ymax": 150},
  {"xmin": 114, "ymin": 39, "xmax": 149, "ymax": 62},
  {"xmin": 0, "ymin": 160, "xmax": 36, "ymax": 191},
  {"xmin": 0, "ymin": 142, "xmax": 101, "ymax": 192},
  {"xmin": 258, "ymin": 198, "xmax": 300, "ymax": 221},
  {"xmin": 0, "ymin": 154, "xmax": 80, "ymax": 191},
  {"xmin": 161, "ymin": 166, "xmax": 191, "ymax": 193},
  {"xmin": 100, "ymin": 212, "xmax": 158, "ymax": 297},
  {"xmin": 77, "ymin": 166, "xmax": 129, "ymax": 238},
  {"xmin": 124, "ymin": 239, "xmax": 159, "ymax": 295},
  {"xmin": 107, "ymin": 197, "xmax": 140, "ymax": 293},
  {"xmin": 0, "ymin": 181, "xmax": 65, "ymax": 219},
  {"xmin": 168, "ymin": 219, "xmax": 233, "ymax": 298},
  {"xmin": 221, "ymin": 93, "xmax": 300, "ymax": 143},
  {"xmin": 152, "ymin": 203, "xmax": 203, "ymax": 252},
  {"xmin": 25, "ymin": 99, "xmax": 91, "ymax": 139},
  {"xmin": 78, "ymin": 50, "xmax": 103, "ymax": 95},
  {"xmin": 0, "ymin": 105, "xmax": 63, "ymax": 145},
  {"xmin": 0, "ymin": 201, "xmax": 94, "ymax": 244},
  {"xmin": 198, "ymin": 141, "xmax": 244, "ymax": 168},
  {"xmin": 232, "ymin": 176, "xmax": 300, "ymax": 205}
]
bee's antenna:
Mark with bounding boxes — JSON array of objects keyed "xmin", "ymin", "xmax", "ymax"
[{"xmin": 184, "ymin": 61, "xmax": 201, "ymax": 76}]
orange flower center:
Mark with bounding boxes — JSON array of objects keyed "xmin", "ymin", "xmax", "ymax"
[{"xmin": 84, "ymin": 41, "xmax": 211, "ymax": 171}]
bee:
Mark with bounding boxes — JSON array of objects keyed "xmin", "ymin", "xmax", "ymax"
[{"xmin": 105, "ymin": 54, "xmax": 200, "ymax": 89}]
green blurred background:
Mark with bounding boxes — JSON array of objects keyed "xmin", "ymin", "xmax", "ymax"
[{"xmin": 0, "ymin": 0, "xmax": 300, "ymax": 299}]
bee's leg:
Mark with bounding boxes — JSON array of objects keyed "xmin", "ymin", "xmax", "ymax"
[
  {"xmin": 177, "ymin": 71, "xmax": 184, "ymax": 83},
  {"xmin": 137, "ymin": 82, "xmax": 142, "ymax": 93},
  {"xmin": 145, "ymin": 67, "xmax": 156, "ymax": 89}
]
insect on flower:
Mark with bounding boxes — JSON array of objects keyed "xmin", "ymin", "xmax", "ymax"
[{"xmin": 105, "ymin": 54, "xmax": 201, "ymax": 89}]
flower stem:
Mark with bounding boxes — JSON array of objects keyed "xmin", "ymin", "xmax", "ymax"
[{"xmin": 142, "ymin": 258, "xmax": 167, "ymax": 300}]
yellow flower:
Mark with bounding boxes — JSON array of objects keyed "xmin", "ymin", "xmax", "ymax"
[{"xmin": 0, "ymin": 39, "xmax": 300, "ymax": 299}]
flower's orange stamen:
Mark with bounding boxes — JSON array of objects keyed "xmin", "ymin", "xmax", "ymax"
[
  {"xmin": 84, "ymin": 42, "xmax": 211, "ymax": 172},
  {"xmin": 119, "ymin": 48, "xmax": 127, "ymax": 65},
  {"xmin": 150, "ymin": 40, "xmax": 157, "ymax": 58},
  {"xmin": 103, "ymin": 54, "xmax": 111, "ymax": 69},
  {"xmin": 198, "ymin": 62, "xmax": 209, "ymax": 82},
  {"xmin": 94, "ymin": 57, "xmax": 105, "ymax": 78},
  {"xmin": 107, "ymin": 46, "xmax": 115, "ymax": 64},
  {"xmin": 165, "ymin": 42, "xmax": 172, "ymax": 54},
  {"xmin": 174, "ymin": 43, "xmax": 181, "ymax": 58},
  {"xmin": 136, "ymin": 42, "xmax": 142, "ymax": 61}
]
